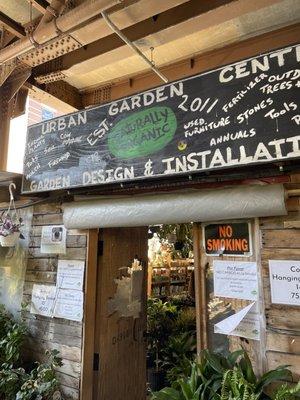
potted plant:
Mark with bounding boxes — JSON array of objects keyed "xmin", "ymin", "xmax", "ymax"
[
  {"xmin": 0, "ymin": 213, "xmax": 24, "ymax": 247},
  {"xmin": 147, "ymin": 299, "xmax": 178, "ymax": 391}
]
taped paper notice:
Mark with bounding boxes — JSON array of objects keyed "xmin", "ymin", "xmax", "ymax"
[
  {"xmin": 31, "ymin": 284, "xmax": 56, "ymax": 317},
  {"xmin": 214, "ymin": 302, "xmax": 260, "ymax": 340},
  {"xmin": 57, "ymin": 260, "xmax": 85, "ymax": 290},
  {"xmin": 213, "ymin": 260, "xmax": 258, "ymax": 300},
  {"xmin": 41, "ymin": 225, "xmax": 66, "ymax": 254},
  {"xmin": 108, "ymin": 259, "xmax": 143, "ymax": 319},
  {"xmin": 53, "ymin": 289, "xmax": 83, "ymax": 322},
  {"xmin": 269, "ymin": 260, "xmax": 300, "ymax": 306}
]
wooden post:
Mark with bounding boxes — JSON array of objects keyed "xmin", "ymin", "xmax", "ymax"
[
  {"xmin": 0, "ymin": 86, "xmax": 12, "ymax": 171},
  {"xmin": 254, "ymin": 218, "xmax": 268, "ymax": 375},
  {"xmin": 81, "ymin": 229, "xmax": 99, "ymax": 400},
  {"xmin": 193, "ymin": 223, "xmax": 208, "ymax": 354}
]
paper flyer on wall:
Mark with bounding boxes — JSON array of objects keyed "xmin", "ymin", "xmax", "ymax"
[
  {"xmin": 53, "ymin": 289, "xmax": 83, "ymax": 322},
  {"xmin": 40, "ymin": 225, "xmax": 67, "ymax": 254},
  {"xmin": 57, "ymin": 259, "xmax": 85, "ymax": 290},
  {"xmin": 213, "ymin": 260, "xmax": 258, "ymax": 301},
  {"xmin": 30, "ymin": 284, "xmax": 56, "ymax": 317},
  {"xmin": 214, "ymin": 302, "xmax": 260, "ymax": 340},
  {"xmin": 269, "ymin": 260, "xmax": 300, "ymax": 306}
]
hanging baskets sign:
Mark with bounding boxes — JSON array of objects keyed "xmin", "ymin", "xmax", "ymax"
[{"xmin": 22, "ymin": 43, "xmax": 300, "ymax": 193}]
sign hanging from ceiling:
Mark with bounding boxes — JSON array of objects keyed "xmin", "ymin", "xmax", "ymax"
[
  {"xmin": 22, "ymin": 44, "xmax": 300, "ymax": 193},
  {"xmin": 204, "ymin": 222, "xmax": 252, "ymax": 256}
]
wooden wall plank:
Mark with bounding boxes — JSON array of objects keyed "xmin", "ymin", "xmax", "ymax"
[
  {"xmin": 259, "ymin": 188, "xmax": 300, "ymax": 381},
  {"xmin": 267, "ymin": 352, "xmax": 300, "ymax": 380},
  {"xmin": 28, "ymin": 247, "xmax": 86, "ymax": 259},
  {"xmin": 266, "ymin": 332, "xmax": 300, "ymax": 354},
  {"xmin": 24, "ymin": 205, "xmax": 87, "ymax": 400},
  {"xmin": 32, "ymin": 213, "xmax": 63, "ymax": 225},
  {"xmin": 261, "ymin": 229, "xmax": 300, "ymax": 249},
  {"xmin": 266, "ymin": 307, "xmax": 300, "ymax": 331}
]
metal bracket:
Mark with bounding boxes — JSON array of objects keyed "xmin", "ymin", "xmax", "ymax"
[{"xmin": 93, "ymin": 353, "xmax": 100, "ymax": 371}]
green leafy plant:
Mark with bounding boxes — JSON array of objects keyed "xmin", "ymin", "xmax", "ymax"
[
  {"xmin": 151, "ymin": 349, "xmax": 298, "ymax": 400},
  {"xmin": 0, "ymin": 305, "xmax": 63, "ymax": 400},
  {"xmin": 0, "ymin": 364, "xmax": 27, "ymax": 400},
  {"xmin": 147, "ymin": 299, "xmax": 179, "ymax": 371},
  {"xmin": 162, "ymin": 332, "xmax": 196, "ymax": 384},
  {"xmin": 155, "ymin": 224, "xmax": 193, "ymax": 258},
  {"xmin": 273, "ymin": 382, "xmax": 300, "ymax": 400},
  {"xmin": 16, "ymin": 350, "xmax": 63, "ymax": 400},
  {"xmin": 0, "ymin": 305, "xmax": 27, "ymax": 365}
]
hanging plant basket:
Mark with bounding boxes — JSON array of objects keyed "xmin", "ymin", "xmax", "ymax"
[
  {"xmin": 0, "ymin": 231, "xmax": 20, "ymax": 247},
  {"xmin": 0, "ymin": 183, "xmax": 23, "ymax": 248}
]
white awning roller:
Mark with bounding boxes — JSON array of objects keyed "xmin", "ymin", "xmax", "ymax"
[{"xmin": 63, "ymin": 184, "xmax": 287, "ymax": 229}]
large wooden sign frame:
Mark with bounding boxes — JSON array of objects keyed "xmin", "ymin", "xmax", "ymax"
[{"xmin": 22, "ymin": 43, "xmax": 300, "ymax": 193}]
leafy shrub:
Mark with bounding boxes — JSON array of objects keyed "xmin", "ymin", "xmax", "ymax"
[
  {"xmin": 151, "ymin": 349, "xmax": 299, "ymax": 400},
  {"xmin": 0, "ymin": 305, "xmax": 63, "ymax": 400},
  {"xmin": 147, "ymin": 298, "xmax": 196, "ymax": 377},
  {"xmin": 0, "ymin": 305, "xmax": 27, "ymax": 365}
]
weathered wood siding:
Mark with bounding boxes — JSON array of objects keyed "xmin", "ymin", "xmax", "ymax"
[
  {"xmin": 260, "ymin": 175, "xmax": 300, "ymax": 381},
  {"xmin": 23, "ymin": 203, "xmax": 88, "ymax": 400}
]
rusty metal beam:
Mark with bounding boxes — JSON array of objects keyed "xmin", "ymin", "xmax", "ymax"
[
  {"xmin": 31, "ymin": 23, "xmax": 300, "ymax": 110},
  {"xmin": 27, "ymin": 78, "xmax": 83, "ymax": 110},
  {"xmin": 0, "ymin": 12, "xmax": 26, "ymax": 38},
  {"xmin": 83, "ymin": 23, "xmax": 300, "ymax": 106},
  {"xmin": 32, "ymin": 0, "xmax": 285, "ymax": 81},
  {"xmin": 32, "ymin": 0, "xmax": 236, "ymax": 78},
  {"xmin": 26, "ymin": 0, "xmax": 49, "ymax": 14},
  {"xmin": 0, "ymin": 29, "xmax": 16, "ymax": 48}
]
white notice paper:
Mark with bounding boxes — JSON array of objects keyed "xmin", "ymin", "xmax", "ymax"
[
  {"xmin": 213, "ymin": 260, "xmax": 258, "ymax": 300},
  {"xmin": 41, "ymin": 225, "xmax": 67, "ymax": 254},
  {"xmin": 31, "ymin": 284, "xmax": 56, "ymax": 317},
  {"xmin": 269, "ymin": 260, "xmax": 300, "ymax": 306},
  {"xmin": 214, "ymin": 302, "xmax": 260, "ymax": 340},
  {"xmin": 57, "ymin": 260, "xmax": 85, "ymax": 290},
  {"xmin": 53, "ymin": 289, "xmax": 83, "ymax": 322}
]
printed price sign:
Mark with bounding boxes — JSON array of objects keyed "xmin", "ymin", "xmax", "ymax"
[{"xmin": 269, "ymin": 260, "xmax": 300, "ymax": 306}]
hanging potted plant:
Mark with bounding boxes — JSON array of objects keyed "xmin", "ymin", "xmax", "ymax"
[
  {"xmin": 0, "ymin": 213, "xmax": 24, "ymax": 247},
  {"xmin": 0, "ymin": 183, "xmax": 24, "ymax": 247}
]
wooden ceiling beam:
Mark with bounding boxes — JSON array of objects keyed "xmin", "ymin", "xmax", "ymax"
[{"xmin": 0, "ymin": 12, "xmax": 26, "ymax": 38}]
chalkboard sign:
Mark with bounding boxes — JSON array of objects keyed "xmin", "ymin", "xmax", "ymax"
[
  {"xmin": 204, "ymin": 222, "xmax": 252, "ymax": 256},
  {"xmin": 22, "ymin": 44, "xmax": 300, "ymax": 193}
]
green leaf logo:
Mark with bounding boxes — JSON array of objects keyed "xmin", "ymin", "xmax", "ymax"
[{"xmin": 108, "ymin": 106, "xmax": 177, "ymax": 159}]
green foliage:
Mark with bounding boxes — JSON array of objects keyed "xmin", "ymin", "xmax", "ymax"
[
  {"xmin": 16, "ymin": 350, "xmax": 63, "ymax": 400},
  {"xmin": 0, "ymin": 305, "xmax": 63, "ymax": 400},
  {"xmin": 273, "ymin": 382, "xmax": 300, "ymax": 400},
  {"xmin": 147, "ymin": 299, "xmax": 179, "ymax": 370},
  {"xmin": 0, "ymin": 364, "xmax": 27, "ymax": 400},
  {"xmin": 162, "ymin": 333, "xmax": 196, "ymax": 383},
  {"xmin": 0, "ymin": 305, "xmax": 27, "ymax": 365},
  {"xmin": 151, "ymin": 349, "xmax": 299, "ymax": 400},
  {"xmin": 155, "ymin": 224, "xmax": 193, "ymax": 258},
  {"xmin": 147, "ymin": 299, "xmax": 196, "ymax": 377}
]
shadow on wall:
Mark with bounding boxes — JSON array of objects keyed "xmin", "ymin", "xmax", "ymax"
[{"xmin": 0, "ymin": 207, "xmax": 33, "ymax": 317}]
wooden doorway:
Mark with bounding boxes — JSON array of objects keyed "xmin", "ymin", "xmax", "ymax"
[{"xmin": 93, "ymin": 227, "xmax": 148, "ymax": 400}]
